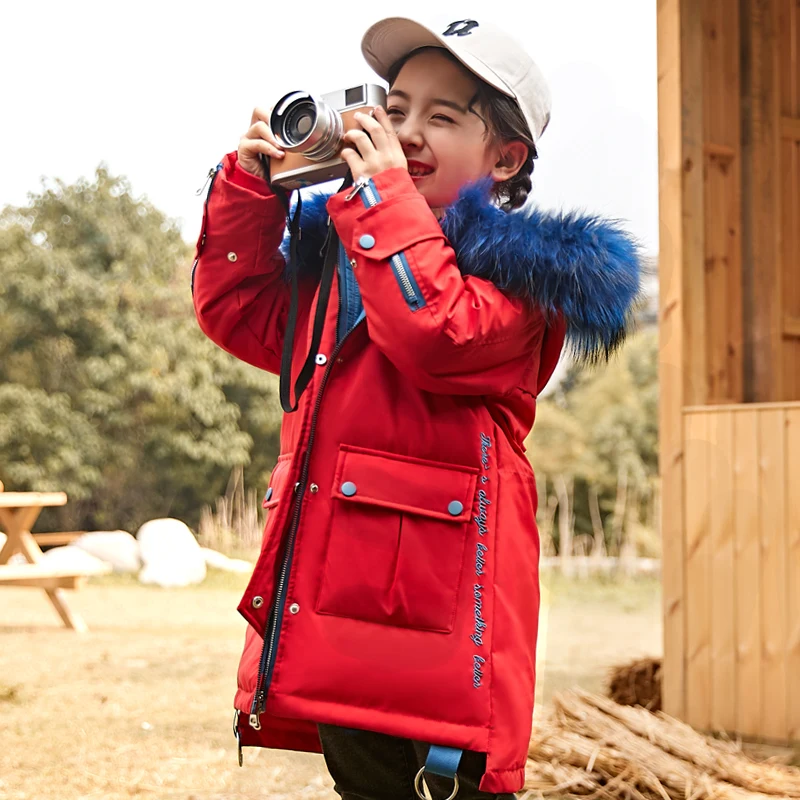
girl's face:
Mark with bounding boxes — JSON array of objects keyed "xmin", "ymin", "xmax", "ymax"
[{"xmin": 387, "ymin": 49, "xmax": 507, "ymax": 212}]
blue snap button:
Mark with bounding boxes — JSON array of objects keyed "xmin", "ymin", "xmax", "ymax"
[
  {"xmin": 359, "ymin": 234, "xmax": 375, "ymax": 250},
  {"xmin": 448, "ymin": 500, "xmax": 464, "ymax": 516},
  {"xmin": 265, "ymin": 487, "xmax": 273, "ymax": 502},
  {"xmin": 341, "ymin": 481, "xmax": 358, "ymax": 497}
]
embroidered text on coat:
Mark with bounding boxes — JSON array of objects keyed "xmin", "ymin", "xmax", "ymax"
[{"xmin": 471, "ymin": 432, "xmax": 493, "ymax": 688}]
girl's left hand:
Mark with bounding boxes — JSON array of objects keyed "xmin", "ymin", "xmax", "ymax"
[{"xmin": 340, "ymin": 105, "xmax": 407, "ymax": 182}]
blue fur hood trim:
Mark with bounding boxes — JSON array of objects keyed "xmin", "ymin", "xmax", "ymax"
[{"xmin": 281, "ymin": 180, "xmax": 645, "ymax": 363}]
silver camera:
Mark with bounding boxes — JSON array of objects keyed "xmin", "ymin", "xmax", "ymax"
[{"xmin": 268, "ymin": 84, "xmax": 387, "ymax": 191}]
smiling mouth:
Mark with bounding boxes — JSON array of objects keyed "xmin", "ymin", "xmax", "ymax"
[{"xmin": 407, "ymin": 164, "xmax": 434, "ymax": 178}]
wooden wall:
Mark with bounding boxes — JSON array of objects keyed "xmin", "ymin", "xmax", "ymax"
[
  {"xmin": 658, "ymin": 0, "xmax": 800, "ymax": 737},
  {"xmin": 681, "ymin": 403, "xmax": 800, "ymax": 742}
]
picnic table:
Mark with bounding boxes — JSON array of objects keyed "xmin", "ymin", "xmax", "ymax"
[{"xmin": 0, "ymin": 491, "xmax": 100, "ymax": 632}]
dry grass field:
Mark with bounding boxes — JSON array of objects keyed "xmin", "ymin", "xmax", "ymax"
[{"xmin": 0, "ymin": 570, "xmax": 662, "ymax": 800}]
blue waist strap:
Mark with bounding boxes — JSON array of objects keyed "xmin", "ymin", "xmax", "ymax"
[{"xmin": 424, "ymin": 745, "xmax": 464, "ymax": 778}]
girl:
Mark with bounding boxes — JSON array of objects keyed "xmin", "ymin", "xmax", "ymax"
[{"xmin": 192, "ymin": 15, "xmax": 641, "ymax": 800}]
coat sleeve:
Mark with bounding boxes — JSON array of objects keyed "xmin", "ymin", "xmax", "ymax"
[
  {"xmin": 326, "ymin": 168, "xmax": 548, "ymax": 396},
  {"xmin": 191, "ymin": 151, "xmax": 298, "ymax": 374}
]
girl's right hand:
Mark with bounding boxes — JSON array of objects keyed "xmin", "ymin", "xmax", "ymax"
[{"xmin": 238, "ymin": 107, "xmax": 286, "ymax": 180}]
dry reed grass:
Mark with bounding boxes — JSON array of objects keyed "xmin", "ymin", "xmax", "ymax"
[
  {"xmin": 522, "ymin": 689, "xmax": 800, "ymax": 799},
  {"xmin": 197, "ymin": 464, "xmax": 265, "ymax": 559},
  {"xmin": 607, "ymin": 657, "xmax": 662, "ymax": 712}
]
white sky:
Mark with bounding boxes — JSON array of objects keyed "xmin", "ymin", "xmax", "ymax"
[{"xmin": 1, "ymin": 0, "xmax": 658, "ymax": 255}]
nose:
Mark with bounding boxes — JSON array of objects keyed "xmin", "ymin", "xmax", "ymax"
[{"xmin": 395, "ymin": 115, "xmax": 424, "ymax": 150}]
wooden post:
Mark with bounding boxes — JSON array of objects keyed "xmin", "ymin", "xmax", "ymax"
[{"xmin": 658, "ymin": 0, "xmax": 707, "ymax": 722}]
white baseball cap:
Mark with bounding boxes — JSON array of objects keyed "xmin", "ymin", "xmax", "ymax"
[{"xmin": 361, "ymin": 16, "xmax": 552, "ymax": 145}]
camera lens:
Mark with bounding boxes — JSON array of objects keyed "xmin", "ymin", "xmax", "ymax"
[
  {"xmin": 270, "ymin": 91, "xmax": 343, "ymax": 162},
  {"xmin": 282, "ymin": 101, "xmax": 316, "ymax": 146}
]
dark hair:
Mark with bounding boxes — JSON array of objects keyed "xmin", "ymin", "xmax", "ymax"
[{"xmin": 387, "ymin": 46, "xmax": 539, "ymax": 211}]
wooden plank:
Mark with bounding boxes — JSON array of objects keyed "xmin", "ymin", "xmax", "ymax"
[
  {"xmin": 758, "ymin": 408, "xmax": 789, "ymax": 740},
  {"xmin": 709, "ymin": 410, "xmax": 736, "ymax": 733},
  {"xmin": 785, "ymin": 315, "xmax": 800, "ymax": 338},
  {"xmin": 787, "ymin": 409, "xmax": 800, "ymax": 742},
  {"xmin": 777, "ymin": 0, "xmax": 797, "ymax": 117},
  {"xmin": 0, "ymin": 493, "xmax": 67, "ymax": 509},
  {"xmin": 703, "ymin": 0, "xmax": 724, "ymax": 403},
  {"xmin": 724, "ymin": 0, "xmax": 743, "ymax": 405},
  {"xmin": 0, "ymin": 564, "xmax": 100, "ymax": 580},
  {"xmin": 734, "ymin": 409, "xmax": 762, "ymax": 738},
  {"xmin": 685, "ymin": 400, "xmax": 800, "ymax": 413},
  {"xmin": 0, "ymin": 575, "xmax": 86, "ymax": 591},
  {"xmin": 684, "ymin": 0, "xmax": 708, "ymax": 407},
  {"xmin": 684, "ymin": 411, "xmax": 711, "ymax": 731},
  {"xmin": 782, "ymin": 117, "xmax": 800, "ymax": 141},
  {"xmin": 740, "ymin": 0, "xmax": 783, "ymax": 402},
  {"xmin": 31, "ymin": 532, "xmax": 86, "ymax": 547},
  {"xmin": 657, "ymin": 0, "xmax": 688, "ymax": 721}
]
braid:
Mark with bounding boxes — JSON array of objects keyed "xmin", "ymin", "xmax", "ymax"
[{"xmin": 494, "ymin": 149, "xmax": 535, "ymax": 211}]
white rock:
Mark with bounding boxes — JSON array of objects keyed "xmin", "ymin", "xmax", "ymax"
[
  {"xmin": 200, "ymin": 547, "xmax": 254, "ymax": 573},
  {"xmin": 74, "ymin": 530, "xmax": 141, "ymax": 573},
  {"xmin": 136, "ymin": 518, "xmax": 206, "ymax": 587},
  {"xmin": 39, "ymin": 545, "xmax": 112, "ymax": 575}
]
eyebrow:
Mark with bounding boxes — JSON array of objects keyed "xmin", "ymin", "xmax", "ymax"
[{"xmin": 387, "ymin": 89, "xmax": 468, "ymax": 114}]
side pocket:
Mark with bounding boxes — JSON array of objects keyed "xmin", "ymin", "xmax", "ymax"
[{"xmin": 259, "ymin": 453, "xmax": 293, "ymax": 556}]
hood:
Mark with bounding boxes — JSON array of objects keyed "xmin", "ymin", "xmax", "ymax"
[{"xmin": 281, "ymin": 179, "xmax": 646, "ymax": 364}]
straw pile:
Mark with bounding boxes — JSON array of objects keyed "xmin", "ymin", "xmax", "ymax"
[
  {"xmin": 523, "ymin": 689, "xmax": 800, "ymax": 799},
  {"xmin": 607, "ymin": 657, "xmax": 662, "ymax": 712}
]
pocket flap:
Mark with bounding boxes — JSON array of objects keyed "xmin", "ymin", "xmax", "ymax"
[{"xmin": 332, "ymin": 445, "xmax": 478, "ymax": 523}]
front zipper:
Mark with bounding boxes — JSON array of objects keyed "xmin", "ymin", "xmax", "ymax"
[
  {"xmin": 349, "ymin": 177, "xmax": 425, "ymax": 312},
  {"xmin": 249, "ymin": 314, "xmax": 365, "ymax": 730}
]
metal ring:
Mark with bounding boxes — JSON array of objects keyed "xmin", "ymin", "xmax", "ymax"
[{"xmin": 414, "ymin": 766, "xmax": 459, "ymax": 800}]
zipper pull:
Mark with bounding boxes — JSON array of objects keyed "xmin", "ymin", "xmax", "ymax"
[
  {"xmin": 345, "ymin": 175, "xmax": 369, "ymax": 201},
  {"xmin": 233, "ymin": 709, "xmax": 244, "ymax": 766},
  {"xmin": 249, "ymin": 711, "xmax": 262, "ymax": 731},
  {"xmin": 195, "ymin": 167, "xmax": 215, "ymax": 196}
]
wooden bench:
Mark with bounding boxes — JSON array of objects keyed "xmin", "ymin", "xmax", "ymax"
[
  {"xmin": 0, "ymin": 492, "xmax": 99, "ymax": 632},
  {"xmin": 0, "ymin": 562, "xmax": 109, "ymax": 590}
]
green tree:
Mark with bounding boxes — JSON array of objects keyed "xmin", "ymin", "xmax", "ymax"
[
  {"xmin": 0, "ymin": 165, "xmax": 282, "ymax": 533},
  {"xmin": 526, "ymin": 328, "xmax": 659, "ymax": 555}
]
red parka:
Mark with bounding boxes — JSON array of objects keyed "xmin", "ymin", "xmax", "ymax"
[{"xmin": 192, "ymin": 151, "xmax": 641, "ymax": 793}]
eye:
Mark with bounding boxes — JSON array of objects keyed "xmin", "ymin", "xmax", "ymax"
[
  {"xmin": 386, "ymin": 108, "xmax": 405, "ymax": 117},
  {"xmin": 432, "ymin": 114, "xmax": 455, "ymax": 124}
]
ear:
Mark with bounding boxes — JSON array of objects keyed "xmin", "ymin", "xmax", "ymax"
[{"xmin": 489, "ymin": 140, "xmax": 528, "ymax": 182}]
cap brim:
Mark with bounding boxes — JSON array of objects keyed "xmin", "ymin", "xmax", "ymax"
[{"xmin": 361, "ymin": 17, "xmax": 516, "ymax": 100}]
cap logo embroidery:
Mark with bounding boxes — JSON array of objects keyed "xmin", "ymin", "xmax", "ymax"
[{"xmin": 442, "ymin": 19, "xmax": 479, "ymax": 37}]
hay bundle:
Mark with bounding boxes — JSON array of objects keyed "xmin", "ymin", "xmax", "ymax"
[
  {"xmin": 607, "ymin": 657, "xmax": 662, "ymax": 711},
  {"xmin": 523, "ymin": 689, "xmax": 800, "ymax": 799}
]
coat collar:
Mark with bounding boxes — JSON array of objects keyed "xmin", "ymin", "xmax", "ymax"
[{"xmin": 281, "ymin": 179, "xmax": 645, "ymax": 364}]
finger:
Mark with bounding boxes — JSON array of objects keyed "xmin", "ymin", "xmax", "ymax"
[
  {"xmin": 240, "ymin": 135, "xmax": 285, "ymax": 160},
  {"xmin": 248, "ymin": 120, "xmax": 284, "ymax": 150},
  {"xmin": 354, "ymin": 111, "xmax": 389, "ymax": 151},
  {"xmin": 250, "ymin": 106, "xmax": 272, "ymax": 127},
  {"xmin": 343, "ymin": 129, "xmax": 376, "ymax": 159},
  {"xmin": 339, "ymin": 146, "xmax": 362, "ymax": 174},
  {"xmin": 372, "ymin": 105, "xmax": 397, "ymax": 137}
]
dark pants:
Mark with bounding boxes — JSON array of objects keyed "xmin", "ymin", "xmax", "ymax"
[{"xmin": 317, "ymin": 724, "xmax": 517, "ymax": 800}]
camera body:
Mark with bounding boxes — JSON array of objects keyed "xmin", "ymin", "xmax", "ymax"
[{"xmin": 269, "ymin": 84, "xmax": 387, "ymax": 191}]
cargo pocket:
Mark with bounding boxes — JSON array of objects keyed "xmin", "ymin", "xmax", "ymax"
[{"xmin": 316, "ymin": 445, "xmax": 478, "ymax": 633}]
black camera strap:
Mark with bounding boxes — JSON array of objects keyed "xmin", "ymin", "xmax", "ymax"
[{"xmin": 279, "ymin": 172, "xmax": 354, "ymax": 414}]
